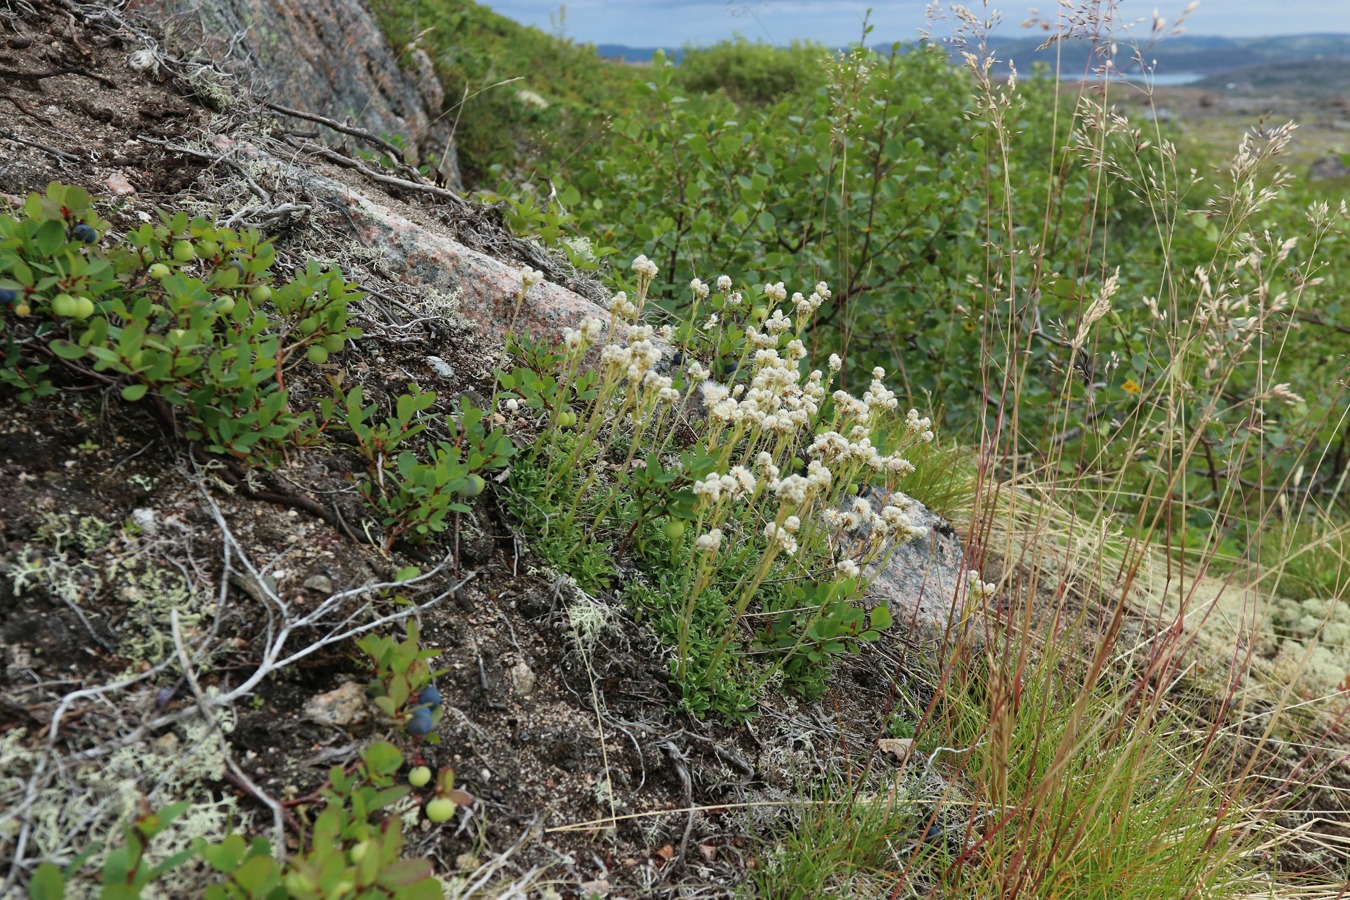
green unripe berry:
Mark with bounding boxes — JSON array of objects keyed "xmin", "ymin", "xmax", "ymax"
[
  {"xmin": 305, "ymin": 346, "xmax": 329, "ymax": 365},
  {"xmin": 73, "ymin": 296, "xmax": 95, "ymax": 320},
  {"xmin": 51, "ymin": 294, "xmax": 78, "ymax": 317},
  {"xmin": 457, "ymin": 474, "xmax": 486, "ymax": 498},
  {"xmin": 408, "ymin": 766, "xmax": 432, "ymax": 787},
  {"xmin": 14, "ymin": 301, "xmax": 30, "ymax": 316},
  {"xmin": 349, "ymin": 841, "xmax": 372, "ymax": 863},
  {"xmin": 297, "ymin": 317, "xmax": 319, "ymax": 335},
  {"xmin": 425, "ymin": 798, "xmax": 456, "ymax": 823},
  {"xmin": 249, "ymin": 284, "xmax": 272, "ymax": 303},
  {"xmin": 171, "ymin": 240, "xmax": 196, "ymax": 262},
  {"xmin": 148, "ymin": 263, "xmax": 171, "ymax": 279},
  {"xmin": 663, "ymin": 519, "xmax": 686, "ymax": 541},
  {"xmin": 214, "ymin": 296, "xmax": 236, "ymax": 315}
]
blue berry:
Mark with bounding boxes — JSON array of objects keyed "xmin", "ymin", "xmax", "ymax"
[
  {"xmin": 406, "ymin": 707, "xmax": 434, "ymax": 736},
  {"xmin": 418, "ymin": 686, "xmax": 442, "ymax": 709},
  {"xmin": 71, "ymin": 223, "xmax": 98, "ymax": 243},
  {"xmin": 0, "ymin": 288, "xmax": 17, "ymax": 305}
]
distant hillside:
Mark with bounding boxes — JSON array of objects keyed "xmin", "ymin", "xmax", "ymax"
[
  {"xmin": 1192, "ymin": 57, "xmax": 1350, "ymax": 98},
  {"xmin": 597, "ymin": 33, "xmax": 1350, "ymax": 78},
  {"xmin": 976, "ymin": 32, "xmax": 1350, "ymax": 78},
  {"xmin": 595, "ymin": 44, "xmax": 683, "ymax": 63}
]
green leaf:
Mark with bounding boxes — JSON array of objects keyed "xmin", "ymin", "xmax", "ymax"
[
  {"xmin": 374, "ymin": 858, "xmax": 435, "ymax": 889},
  {"xmin": 232, "ymin": 854, "xmax": 282, "ymax": 895},
  {"xmin": 869, "ymin": 604, "xmax": 893, "ymax": 631},
  {"xmin": 28, "ymin": 863, "xmax": 64, "ymax": 900},
  {"xmin": 121, "ymin": 383, "xmax": 149, "ymax": 402},
  {"xmin": 362, "ymin": 741, "xmax": 404, "ymax": 777},
  {"xmin": 50, "ymin": 340, "xmax": 87, "ymax": 360},
  {"xmin": 33, "ymin": 219, "xmax": 67, "ymax": 256},
  {"xmin": 199, "ymin": 834, "xmax": 246, "ymax": 872}
]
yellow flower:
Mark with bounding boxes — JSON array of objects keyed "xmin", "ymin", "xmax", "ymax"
[{"xmin": 1121, "ymin": 378, "xmax": 1141, "ymax": 395}]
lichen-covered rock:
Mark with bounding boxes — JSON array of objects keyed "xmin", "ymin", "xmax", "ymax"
[
  {"xmin": 211, "ymin": 134, "xmax": 609, "ymax": 346},
  {"xmin": 1309, "ymin": 153, "xmax": 1350, "ymax": 182},
  {"xmin": 304, "ymin": 680, "xmax": 370, "ymax": 728},
  {"xmin": 864, "ymin": 491, "xmax": 967, "ymax": 642},
  {"xmin": 134, "ymin": 0, "xmax": 461, "ymax": 189}
]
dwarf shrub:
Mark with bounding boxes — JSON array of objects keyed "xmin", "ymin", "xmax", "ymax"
[{"xmin": 500, "ymin": 257, "xmax": 933, "ymax": 716}]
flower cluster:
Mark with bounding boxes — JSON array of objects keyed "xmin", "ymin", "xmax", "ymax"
[
  {"xmin": 905, "ymin": 408, "xmax": 935, "ymax": 442},
  {"xmin": 522, "ymin": 259, "xmax": 942, "ymax": 695},
  {"xmin": 967, "ymin": 571, "xmax": 997, "ymax": 601}
]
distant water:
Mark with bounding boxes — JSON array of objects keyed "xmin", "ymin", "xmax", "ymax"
[{"xmin": 1064, "ymin": 72, "xmax": 1205, "ymax": 86}]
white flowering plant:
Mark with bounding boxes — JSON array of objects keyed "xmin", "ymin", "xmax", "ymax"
[{"xmin": 498, "ymin": 257, "xmax": 938, "ymax": 716}]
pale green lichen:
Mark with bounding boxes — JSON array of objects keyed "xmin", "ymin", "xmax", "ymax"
[
  {"xmin": 5, "ymin": 511, "xmax": 110, "ymax": 604},
  {"xmin": 37, "ymin": 510, "xmax": 115, "ymax": 556},
  {"xmin": 1265, "ymin": 593, "xmax": 1350, "ymax": 690},
  {"xmin": 106, "ymin": 554, "xmax": 213, "ymax": 665},
  {"xmin": 0, "ymin": 709, "xmax": 246, "ymax": 898},
  {"xmin": 565, "ymin": 593, "xmax": 612, "ymax": 653},
  {"xmin": 6, "ymin": 508, "xmax": 216, "ymax": 668},
  {"xmin": 185, "ymin": 67, "xmax": 240, "ymax": 112}
]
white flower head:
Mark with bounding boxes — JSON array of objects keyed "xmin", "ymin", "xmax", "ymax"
[
  {"xmin": 764, "ymin": 281, "xmax": 787, "ymax": 303},
  {"xmin": 581, "ymin": 317, "xmax": 605, "ymax": 342},
  {"xmin": 764, "ymin": 521, "xmax": 798, "ymax": 556},
  {"xmin": 690, "ymin": 277, "xmax": 710, "ymax": 300},
  {"xmin": 717, "ymin": 274, "xmax": 733, "ymax": 292},
  {"xmin": 608, "ymin": 291, "xmax": 637, "ymax": 320},
  {"xmin": 726, "ymin": 466, "xmax": 756, "ymax": 497},
  {"xmin": 828, "ymin": 354, "xmax": 842, "ymax": 372},
  {"xmin": 693, "ymin": 473, "xmax": 724, "ymax": 504},
  {"xmin": 968, "ymin": 571, "xmax": 997, "ymax": 601},
  {"xmin": 696, "ymin": 529, "xmax": 724, "ymax": 552},
  {"xmin": 631, "ymin": 254, "xmax": 658, "ymax": 279},
  {"xmin": 520, "ymin": 266, "xmax": 544, "ymax": 290},
  {"xmin": 837, "ymin": 559, "xmax": 860, "ymax": 579}
]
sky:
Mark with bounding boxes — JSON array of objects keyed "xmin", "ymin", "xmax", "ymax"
[{"xmin": 482, "ymin": 1, "xmax": 1350, "ymax": 48}]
